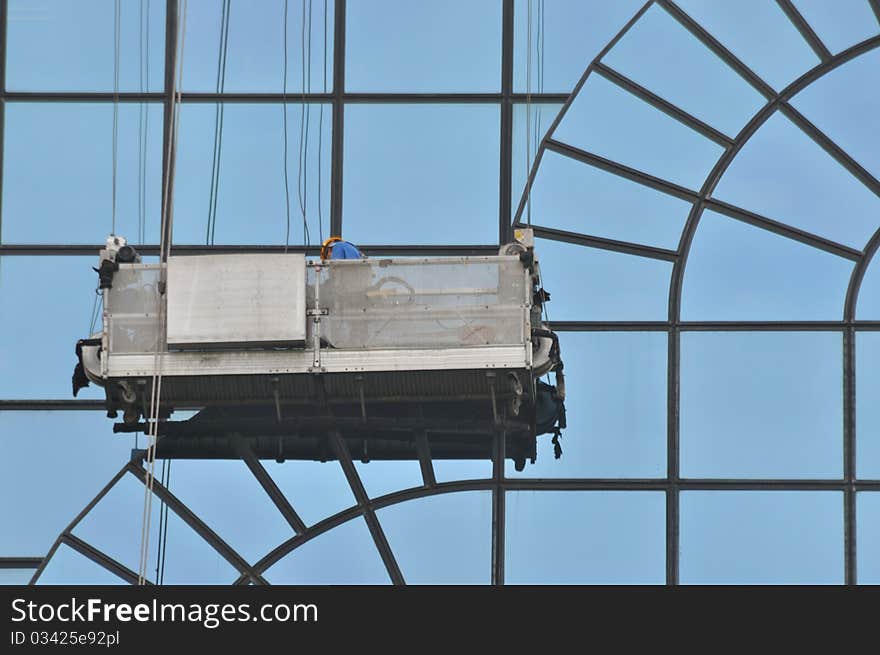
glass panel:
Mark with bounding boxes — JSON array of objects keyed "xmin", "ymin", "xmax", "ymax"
[
  {"xmin": 602, "ymin": 3, "xmax": 765, "ymax": 137},
  {"xmin": 346, "ymin": 0, "xmax": 501, "ymax": 92},
  {"xmin": 505, "ymin": 491, "xmax": 666, "ymax": 584},
  {"xmin": 681, "ymin": 332, "xmax": 842, "ymax": 479},
  {"xmin": 378, "ymin": 492, "xmax": 491, "ymax": 584},
  {"xmin": 859, "ymin": 254, "xmax": 880, "ymax": 319},
  {"xmin": 513, "ymin": 0, "xmax": 645, "ymax": 93},
  {"xmin": 791, "ymin": 49, "xmax": 880, "ymax": 182},
  {"xmin": 264, "ymin": 461, "xmax": 356, "ymax": 526},
  {"xmin": 552, "ymin": 75, "xmax": 724, "ymax": 190},
  {"xmin": 674, "ymin": 0, "xmax": 820, "ymax": 91},
  {"xmin": 680, "ymin": 491, "xmax": 843, "ymax": 584},
  {"xmin": 72, "ymin": 473, "xmax": 239, "ymax": 584},
  {"xmin": 342, "ymin": 104, "xmax": 500, "ymax": 245},
  {"xmin": 354, "ymin": 461, "xmax": 424, "ymax": 500},
  {"xmin": 527, "ymin": 150, "xmax": 690, "ymax": 249},
  {"xmin": 36, "ymin": 544, "xmax": 127, "ymax": 585},
  {"xmin": 512, "ymin": 101, "xmax": 563, "ymax": 218},
  {"xmin": 173, "ymin": 103, "xmax": 331, "ymax": 245},
  {"xmin": 263, "ymin": 516, "xmax": 390, "ymax": 584},
  {"xmin": 857, "ymin": 332, "xmax": 880, "ymax": 479},
  {"xmin": 160, "ymin": 460, "xmax": 294, "ymax": 564},
  {"xmin": 506, "ymin": 332, "xmax": 667, "ymax": 478},
  {"xmin": 182, "ymin": 0, "xmax": 333, "ymax": 93},
  {"xmin": 6, "ymin": 0, "xmax": 165, "ymax": 92},
  {"xmin": 0, "ymin": 569, "xmax": 35, "ymax": 585},
  {"xmin": 681, "ymin": 210, "xmax": 853, "ymax": 321},
  {"xmin": 857, "ymin": 492, "xmax": 880, "ymax": 584},
  {"xmin": 535, "ymin": 238, "xmax": 672, "ymax": 321},
  {"xmin": 2, "ymin": 103, "xmax": 163, "ymax": 245},
  {"xmin": 432, "ymin": 460, "xmax": 493, "ymax": 483},
  {"xmin": 0, "ymin": 256, "xmax": 104, "ymax": 399},
  {"xmin": 0, "ymin": 412, "xmax": 133, "ymax": 556},
  {"xmin": 712, "ymin": 113, "xmax": 880, "ymax": 249},
  {"xmin": 791, "ymin": 0, "xmax": 880, "ymax": 54}
]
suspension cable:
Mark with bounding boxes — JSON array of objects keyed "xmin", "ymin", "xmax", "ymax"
[
  {"xmin": 207, "ymin": 0, "xmax": 231, "ymax": 246},
  {"xmin": 283, "ymin": 0, "xmax": 292, "ymax": 252},
  {"xmin": 317, "ymin": 0, "xmax": 327, "ymax": 245},
  {"xmin": 139, "ymin": 0, "xmax": 189, "ymax": 586},
  {"xmin": 112, "ymin": 0, "xmax": 121, "ymax": 235},
  {"xmin": 526, "ymin": 0, "xmax": 532, "ymax": 226},
  {"xmin": 296, "ymin": 0, "xmax": 311, "ymax": 248}
]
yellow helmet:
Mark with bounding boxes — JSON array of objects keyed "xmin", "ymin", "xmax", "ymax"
[{"xmin": 320, "ymin": 236, "xmax": 343, "ymax": 260}]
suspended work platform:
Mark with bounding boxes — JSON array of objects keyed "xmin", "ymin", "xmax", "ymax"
[{"xmin": 73, "ymin": 230, "xmax": 566, "ymax": 470}]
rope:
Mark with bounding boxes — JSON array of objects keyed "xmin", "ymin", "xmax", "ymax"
[
  {"xmin": 112, "ymin": 0, "xmax": 121, "ymax": 235},
  {"xmin": 207, "ymin": 0, "xmax": 231, "ymax": 246},
  {"xmin": 317, "ymin": 0, "xmax": 327, "ymax": 245},
  {"xmin": 138, "ymin": 0, "xmax": 189, "ymax": 586},
  {"xmin": 526, "ymin": 0, "xmax": 532, "ymax": 226},
  {"xmin": 283, "ymin": 0, "xmax": 292, "ymax": 252}
]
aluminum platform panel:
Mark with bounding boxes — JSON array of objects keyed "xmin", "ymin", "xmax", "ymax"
[{"xmin": 166, "ymin": 254, "xmax": 306, "ymax": 348}]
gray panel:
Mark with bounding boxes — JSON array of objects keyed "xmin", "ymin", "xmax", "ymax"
[{"xmin": 166, "ymin": 254, "xmax": 306, "ymax": 347}]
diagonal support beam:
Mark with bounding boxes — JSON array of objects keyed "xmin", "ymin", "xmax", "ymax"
[
  {"xmin": 415, "ymin": 431, "xmax": 436, "ymax": 488},
  {"xmin": 126, "ymin": 461, "xmax": 269, "ymax": 585},
  {"xmin": 775, "ymin": 0, "xmax": 831, "ymax": 63},
  {"xmin": 61, "ymin": 533, "xmax": 150, "ymax": 586},
  {"xmin": 328, "ymin": 431, "xmax": 405, "ymax": 585},
  {"xmin": 231, "ymin": 434, "xmax": 307, "ymax": 535}
]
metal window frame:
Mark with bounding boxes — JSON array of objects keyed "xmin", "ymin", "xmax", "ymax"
[{"xmin": 5, "ymin": 0, "xmax": 880, "ymax": 587}]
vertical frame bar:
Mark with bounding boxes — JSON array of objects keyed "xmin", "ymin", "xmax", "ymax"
[
  {"xmin": 330, "ymin": 0, "xmax": 345, "ymax": 237},
  {"xmin": 666, "ymin": 327, "xmax": 680, "ymax": 585},
  {"xmin": 491, "ymin": 431, "xmax": 506, "ymax": 585},
  {"xmin": 0, "ymin": 0, "xmax": 8, "ymax": 241},
  {"xmin": 160, "ymin": 0, "xmax": 179, "ymax": 258},
  {"xmin": 498, "ymin": 0, "xmax": 514, "ymax": 244},
  {"xmin": 844, "ymin": 327, "xmax": 856, "ymax": 584}
]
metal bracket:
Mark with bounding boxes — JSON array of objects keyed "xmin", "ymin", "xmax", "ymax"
[{"xmin": 306, "ymin": 308, "xmax": 329, "ymax": 316}]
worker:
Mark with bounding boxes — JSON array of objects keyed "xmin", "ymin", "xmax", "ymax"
[{"xmin": 320, "ymin": 236, "xmax": 363, "ymax": 260}]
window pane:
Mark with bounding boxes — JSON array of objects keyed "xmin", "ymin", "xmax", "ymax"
[
  {"xmin": 160, "ymin": 460, "xmax": 295, "ymax": 564},
  {"xmin": 35, "ymin": 544, "xmax": 127, "ymax": 585},
  {"xmin": 681, "ymin": 332, "xmax": 842, "ymax": 479},
  {"xmin": 536, "ymin": 238, "xmax": 672, "ymax": 321},
  {"xmin": 513, "ymin": 0, "xmax": 644, "ymax": 93},
  {"xmin": 674, "ymin": 0, "xmax": 819, "ymax": 91},
  {"xmin": 857, "ymin": 492, "xmax": 880, "ymax": 584},
  {"xmin": 346, "ymin": 0, "xmax": 501, "ymax": 92},
  {"xmin": 512, "ymin": 101, "xmax": 563, "ymax": 218},
  {"xmin": 263, "ymin": 516, "xmax": 390, "ymax": 584},
  {"xmin": 0, "ymin": 412, "xmax": 133, "ymax": 556},
  {"xmin": 680, "ymin": 491, "xmax": 843, "ymax": 584},
  {"xmin": 6, "ymin": 0, "xmax": 165, "ymax": 92},
  {"xmin": 602, "ymin": 3, "xmax": 765, "ymax": 137},
  {"xmin": 857, "ymin": 253, "xmax": 880, "ymax": 319},
  {"xmin": 354, "ymin": 461, "xmax": 424, "ymax": 500},
  {"xmin": 712, "ymin": 113, "xmax": 880, "ymax": 249},
  {"xmin": 792, "ymin": 49, "xmax": 880, "ymax": 183},
  {"xmin": 506, "ymin": 332, "xmax": 667, "ymax": 478},
  {"xmin": 343, "ymin": 104, "xmax": 500, "ymax": 245},
  {"xmin": 505, "ymin": 491, "xmax": 666, "ymax": 584},
  {"xmin": 378, "ymin": 492, "xmax": 491, "ymax": 584},
  {"xmin": 2, "ymin": 103, "xmax": 163, "ymax": 245},
  {"xmin": 432, "ymin": 460, "xmax": 493, "ymax": 483},
  {"xmin": 72, "ymin": 473, "xmax": 239, "ymax": 584},
  {"xmin": 0, "ymin": 569, "xmax": 35, "ymax": 585},
  {"xmin": 857, "ymin": 332, "xmax": 880, "ymax": 479},
  {"xmin": 173, "ymin": 103, "xmax": 331, "ymax": 245},
  {"xmin": 791, "ymin": 0, "xmax": 880, "ymax": 54},
  {"xmin": 681, "ymin": 210, "xmax": 853, "ymax": 321},
  {"xmin": 264, "ymin": 461, "xmax": 356, "ymax": 527},
  {"xmin": 0, "ymin": 256, "xmax": 107, "ymax": 399},
  {"xmin": 182, "ymin": 0, "xmax": 333, "ymax": 93},
  {"xmin": 527, "ymin": 150, "xmax": 690, "ymax": 249},
  {"xmin": 553, "ymin": 75, "xmax": 724, "ymax": 190}
]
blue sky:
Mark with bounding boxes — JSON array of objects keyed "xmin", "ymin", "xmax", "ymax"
[{"xmin": 3, "ymin": 0, "xmax": 880, "ymax": 585}]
